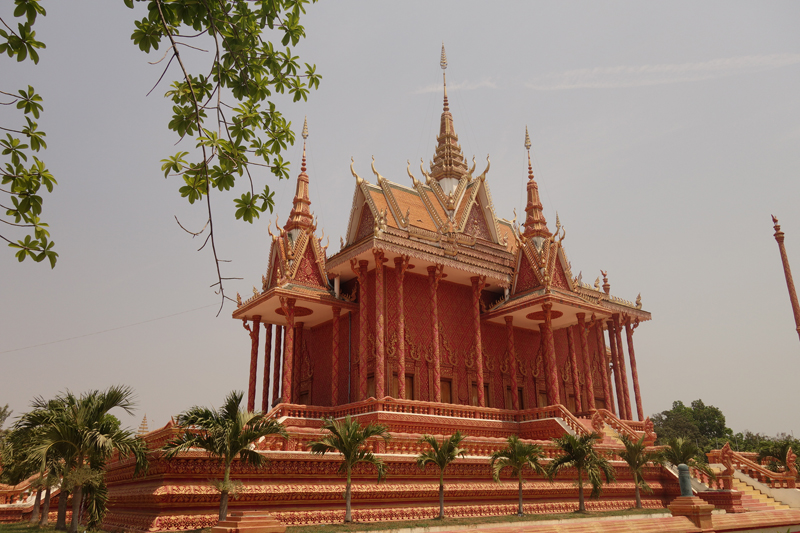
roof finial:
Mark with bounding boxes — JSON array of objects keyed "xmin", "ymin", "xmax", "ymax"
[
  {"xmin": 441, "ymin": 43, "xmax": 449, "ymax": 112},
  {"xmin": 525, "ymin": 126, "xmax": 533, "ymax": 181},
  {"xmin": 521, "ymin": 125, "xmax": 550, "ymax": 239},
  {"xmin": 300, "ymin": 117, "xmax": 308, "ymax": 173},
  {"xmin": 283, "ymin": 116, "xmax": 313, "ymax": 233}
]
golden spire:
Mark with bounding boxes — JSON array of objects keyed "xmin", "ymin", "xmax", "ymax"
[
  {"xmin": 284, "ymin": 117, "xmax": 313, "ymax": 233},
  {"xmin": 430, "ymin": 44, "xmax": 468, "ymax": 182},
  {"xmin": 137, "ymin": 414, "xmax": 149, "ymax": 436},
  {"xmin": 441, "ymin": 43, "xmax": 448, "ymax": 110},
  {"xmin": 521, "ymin": 126, "xmax": 551, "ymax": 240}
]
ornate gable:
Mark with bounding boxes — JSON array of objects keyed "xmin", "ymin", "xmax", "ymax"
[
  {"xmin": 514, "ymin": 251, "xmax": 540, "ymax": 295},
  {"xmin": 294, "ymin": 240, "xmax": 326, "ymax": 288},
  {"xmin": 463, "ymin": 200, "xmax": 492, "ymax": 241},
  {"xmin": 355, "ymin": 204, "xmax": 374, "ymax": 242},
  {"xmin": 551, "ymin": 255, "xmax": 571, "ymax": 290}
]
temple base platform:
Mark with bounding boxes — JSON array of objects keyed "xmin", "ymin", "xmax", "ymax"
[{"xmin": 102, "ymin": 401, "xmax": 680, "ymax": 531}]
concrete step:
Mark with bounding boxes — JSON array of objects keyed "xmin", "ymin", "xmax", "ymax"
[{"xmin": 212, "ymin": 511, "xmax": 286, "ymax": 533}]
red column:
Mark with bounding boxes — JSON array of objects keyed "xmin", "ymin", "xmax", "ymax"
[
  {"xmin": 428, "ymin": 265, "xmax": 443, "ymax": 403},
  {"xmin": 594, "ymin": 318, "xmax": 614, "ymax": 415},
  {"xmin": 542, "ymin": 302, "xmax": 560, "ymax": 406},
  {"xmin": 331, "ymin": 307, "xmax": 341, "ymax": 406},
  {"xmin": 613, "ymin": 314, "xmax": 632, "ymax": 420},
  {"xmin": 624, "ymin": 316, "xmax": 644, "ymax": 421},
  {"xmin": 272, "ymin": 326, "xmax": 283, "ymax": 407},
  {"xmin": 373, "ymin": 249, "xmax": 386, "ymax": 399},
  {"xmin": 280, "ymin": 298, "xmax": 295, "ymax": 404},
  {"xmin": 261, "ymin": 324, "xmax": 272, "ymax": 412},
  {"xmin": 567, "ymin": 325, "xmax": 581, "ymax": 413},
  {"xmin": 395, "ymin": 256, "xmax": 409, "ymax": 399},
  {"xmin": 353, "ymin": 259, "xmax": 369, "ymax": 401},
  {"xmin": 773, "ymin": 216, "xmax": 800, "ymax": 342},
  {"xmin": 607, "ymin": 319, "xmax": 625, "ymax": 419},
  {"xmin": 243, "ymin": 316, "xmax": 261, "ymax": 412},
  {"xmin": 505, "ymin": 316, "xmax": 519, "ymax": 410},
  {"xmin": 471, "ymin": 276, "xmax": 486, "ymax": 407},
  {"xmin": 293, "ymin": 322, "xmax": 304, "ymax": 403},
  {"xmin": 576, "ymin": 313, "xmax": 595, "ymax": 411}
]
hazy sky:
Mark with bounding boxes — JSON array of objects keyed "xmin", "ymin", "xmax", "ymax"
[{"xmin": 2, "ymin": 1, "xmax": 799, "ymax": 439}]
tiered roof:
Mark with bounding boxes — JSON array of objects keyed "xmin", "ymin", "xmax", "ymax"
[{"xmin": 235, "ymin": 51, "xmax": 650, "ymax": 329}]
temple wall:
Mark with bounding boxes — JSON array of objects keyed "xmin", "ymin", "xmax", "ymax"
[
  {"xmin": 303, "ymin": 265, "xmax": 615, "ymax": 412},
  {"xmin": 437, "ymin": 278, "xmax": 473, "ymax": 405},
  {"xmin": 401, "ymin": 270, "xmax": 434, "ymax": 401},
  {"xmin": 306, "ymin": 321, "xmax": 331, "ymax": 406}
]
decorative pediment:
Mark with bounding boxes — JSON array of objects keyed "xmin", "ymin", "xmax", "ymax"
[{"xmin": 512, "ymin": 216, "xmax": 575, "ymax": 296}]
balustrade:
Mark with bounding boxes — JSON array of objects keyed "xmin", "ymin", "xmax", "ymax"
[{"xmin": 708, "ymin": 447, "xmax": 797, "ymax": 489}]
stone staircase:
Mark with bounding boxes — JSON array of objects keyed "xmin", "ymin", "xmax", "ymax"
[{"xmin": 730, "ymin": 477, "xmax": 791, "ymax": 511}]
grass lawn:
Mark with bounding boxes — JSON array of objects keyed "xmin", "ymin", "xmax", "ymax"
[{"xmin": 0, "ymin": 508, "xmax": 670, "ymax": 533}]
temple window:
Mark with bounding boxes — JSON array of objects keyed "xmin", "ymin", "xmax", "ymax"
[
  {"xmin": 367, "ymin": 374, "xmax": 375, "ymax": 399},
  {"xmin": 538, "ymin": 390, "xmax": 549, "ymax": 408},
  {"xmin": 595, "ymin": 397, "xmax": 607, "ymax": 410},
  {"xmin": 392, "ymin": 373, "xmax": 414, "ymax": 400},
  {"xmin": 471, "ymin": 382, "xmax": 490, "ymax": 407},
  {"xmin": 440, "ymin": 379, "xmax": 452, "ymax": 404}
]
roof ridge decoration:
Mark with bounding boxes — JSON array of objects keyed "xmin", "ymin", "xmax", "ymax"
[
  {"xmin": 521, "ymin": 126, "xmax": 551, "ymax": 240},
  {"xmin": 429, "ymin": 44, "xmax": 470, "ymax": 183},
  {"xmin": 373, "ymin": 157, "xmax": 409, "ymax": 228},
  {"xmin": 283, "ymin": 117, "xmax": 314, "ymax": 233},
  {"xmin": 345, "ymin": 157, "xmax": 384, "ymax": 245}
]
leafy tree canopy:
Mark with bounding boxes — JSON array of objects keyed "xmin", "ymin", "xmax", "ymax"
[
  {"xmin": 1, "ymin": 0, "xmax": 57, "ymax": 267},
  {"xmin": 0, "ymin": 404, "xmax": 11, "ymax": 438},
  {"xmin": 652, "ymin": 399, "xmax": 732, "ymax": 452},
  {"xmin": 3, "ymin": 0, "xmax": 321, "ymax": 314}
]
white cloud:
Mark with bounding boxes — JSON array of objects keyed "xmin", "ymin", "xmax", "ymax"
[
  {"xmin": 414, "ymin": 78, "xmax": 497, "ymax": 94},
  {"xmin": 526, "ymin": 54, "xmax": 800, "ymax": 90}
]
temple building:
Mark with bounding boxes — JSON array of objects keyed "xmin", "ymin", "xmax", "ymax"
[
  {"xmin": 98, "ymin": 51, "xmax": 692, "ymax": 531},
  {"xmin": 232, "ymin": 47, "xmax": 650, "ymax": 422}
]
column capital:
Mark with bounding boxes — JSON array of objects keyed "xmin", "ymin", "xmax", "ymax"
[
  {"xmin": 332, "ymin": 306, "xmax": 341, "ymax": 317},
  {"xmin": 542, "ymin": 301, "xmax": 553, "ymax": 312},
  {"xmin": 576, "ymin": 312, "xmax": 586, "ymax": 321},
  {"xmin": 504, "ymin": 315, "xmax": 514, "ymax": 325}
]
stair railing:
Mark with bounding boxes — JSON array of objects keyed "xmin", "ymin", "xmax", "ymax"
[
  {"xmin": 591, "ymin": 408, "xmax": 644, "ymax": 442},
  {"xmin": 708, "ymin": 445, "xmax": 796, "ymax": 489}
]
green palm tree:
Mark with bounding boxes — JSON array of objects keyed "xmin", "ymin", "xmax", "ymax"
[
  {"xmin": 416, "ymin": 431, "xmax": 467, "ymax": 519},
  {"xmin": 490, "ymin": 435, "xmax": 545, "ymax": 516},
  {"xmin": 2, "ymin": 410, "xmax": 63, "ymax": 526},
  {"xmin": 548, "ymin": 432, "xmax": 615, "ymax": 513},
  {"xmin": 163, "ymin": 390, "xmax": 286, "ymax": 522},
  {"xmin": 661, "ymin": 437, "xmax": 716, "ymax": 482},
  {"xmin": 19, "ymin": 387, "xmax": 148, "ymax": 533},
  {"xmin": 617, "ymin": 434, "xmax": 662, "ymax": 509},
  {"xmin": 308, "ymin": 415, "xmax": 390, "ymax": 523}
]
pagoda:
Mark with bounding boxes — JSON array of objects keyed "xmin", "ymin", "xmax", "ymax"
[
  {"xmin": 101, "ymin": 50, "xmax": 675, "ymax": 531},
  {"xmin": 232, "ymin": 47, "xmax": 650, "ymax": 421}
]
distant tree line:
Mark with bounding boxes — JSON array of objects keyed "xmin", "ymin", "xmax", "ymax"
[{"xmin": 651, "ymin": 399, "xmax": 800, "ymax": 468}]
